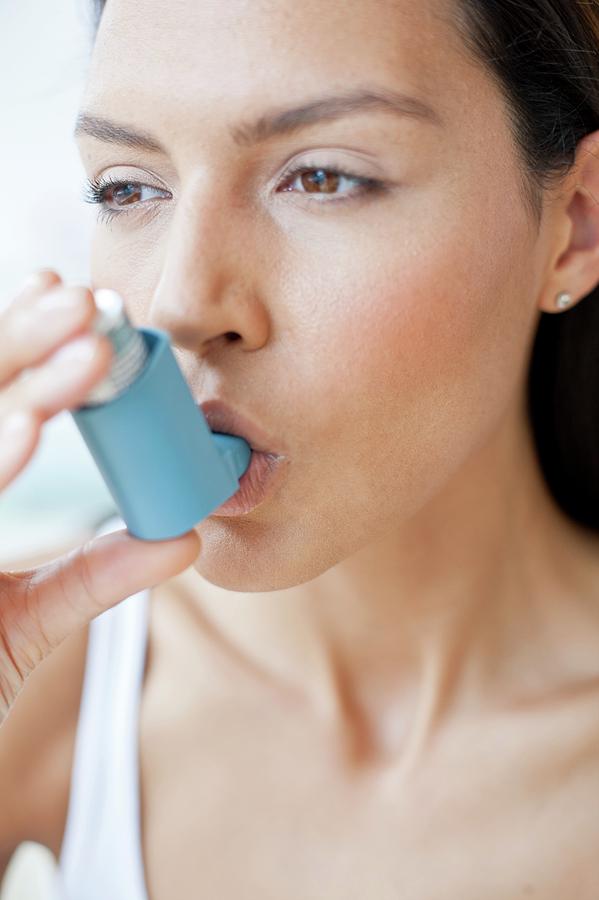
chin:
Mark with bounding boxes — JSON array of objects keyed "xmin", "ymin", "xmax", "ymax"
[{"xmin": 190, "ymin": 516, "xmax": 343, "ymax": 593}]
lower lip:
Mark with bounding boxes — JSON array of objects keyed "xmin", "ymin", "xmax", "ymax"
[{"xmin": 210, "ymin": 447, "xmax": 288, "ymax": 516}]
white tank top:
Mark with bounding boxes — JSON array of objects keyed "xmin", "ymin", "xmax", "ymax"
[{"xmin": 50, "ymin": 515, "xmax": 151, "ymax": 900}]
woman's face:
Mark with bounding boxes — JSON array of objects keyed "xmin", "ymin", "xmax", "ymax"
[{"xmin": 77, "ymin": 0, "xmax": 553, "ymax": 591}]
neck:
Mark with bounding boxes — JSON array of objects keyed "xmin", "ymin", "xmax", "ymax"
[{"xmin": 175, "ymin": 397, "xmax": 599, "ymax": 771}]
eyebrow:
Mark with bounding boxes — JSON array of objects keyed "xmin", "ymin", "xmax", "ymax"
[{"xmin": 73, "ymin": 86, "xmax": 443, "ymax": 153}]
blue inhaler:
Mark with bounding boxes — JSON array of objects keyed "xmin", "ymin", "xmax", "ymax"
[{"xmin": 70, "ymin": 289, "xmax": 252, "ymax": 541}]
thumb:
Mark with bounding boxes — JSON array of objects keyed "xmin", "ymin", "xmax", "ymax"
[{"xmin": 6, "ymin": 527, "xmax": 201, "ymax": 671}]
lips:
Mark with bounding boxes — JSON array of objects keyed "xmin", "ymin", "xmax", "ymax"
[{"xmin": 197, "ymin": 398, "xmax": 287, "ymax": 457}]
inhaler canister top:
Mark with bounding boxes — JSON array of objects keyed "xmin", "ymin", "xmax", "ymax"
[
  {"xmin": 70, "ymin": 289, "xmax": 252, "ymax": 541},
  {"xmin": 83, "ymin": 288, "xmax": 150, "ymax": 405}
]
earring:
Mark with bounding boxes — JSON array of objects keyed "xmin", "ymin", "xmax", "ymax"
[{"xmin": 555, "ymin": 291, "xmax": 573, "ymax": 310}]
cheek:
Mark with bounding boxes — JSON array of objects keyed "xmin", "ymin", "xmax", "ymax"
[
  {"xmin": 90, "ymin": 229, "xmax": 163, "ymax": 318},
  {"xmin": 285, "ymin": 190, "xmax": 539, "ymax": 517}
]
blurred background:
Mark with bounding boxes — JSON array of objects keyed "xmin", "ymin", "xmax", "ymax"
[{"xmin": 0, "ymin": 1, "xmax": 117, "ymax": 895}]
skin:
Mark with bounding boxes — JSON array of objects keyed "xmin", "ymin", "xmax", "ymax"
[{"xmin": 71, "ymin": 0, "xmax": 599, "ymax": 894}]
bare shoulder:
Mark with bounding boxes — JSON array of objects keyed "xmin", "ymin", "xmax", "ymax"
[{"xmin": 0, "ymin": 609, "xmax": 90, "ymax": 860}]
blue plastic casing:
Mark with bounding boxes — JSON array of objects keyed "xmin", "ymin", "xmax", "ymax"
[{"xmin": 70, "ymin": 327, "xmax": 252, "ymax": 541}]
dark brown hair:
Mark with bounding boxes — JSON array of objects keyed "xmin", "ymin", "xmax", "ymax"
[{"xmin": 90, "ymin": 0, "xmax": 599, "ymax": 531}]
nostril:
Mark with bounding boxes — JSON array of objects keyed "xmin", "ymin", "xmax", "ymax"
[{"xmin": 225, "ymin": 332, "xmax": 241, "ymax": 342}]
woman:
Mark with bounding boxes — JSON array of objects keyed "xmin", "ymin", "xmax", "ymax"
[{"xmin": 1, "ymin": 0, "xmax": 599, "ymax": 896}]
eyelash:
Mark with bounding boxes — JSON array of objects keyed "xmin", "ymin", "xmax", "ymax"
[{"xmin": 81, "ymin": 164, "xmax": 386, "ymax": 225}]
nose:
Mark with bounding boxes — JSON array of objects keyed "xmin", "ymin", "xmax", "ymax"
[{"xmin": 146, "ymin": 182, "xmax": 270, "ymax": 357}]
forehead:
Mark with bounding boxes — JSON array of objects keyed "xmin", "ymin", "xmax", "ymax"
[{"xmin": 83, "ymin": 0, "xmax": 479, "ymax": 122}]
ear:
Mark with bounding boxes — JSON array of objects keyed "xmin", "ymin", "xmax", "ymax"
[{"xmin": 540, "ymin": 129, "xmax": 599, "ymax": 314}]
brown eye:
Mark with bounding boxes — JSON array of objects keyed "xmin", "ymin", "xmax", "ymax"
[
  {"xmin": 277, "ymin": 164, "xmax": 382, "ymax": 204},
  {"xmin": 106, "ymin": 182, "xmax": 142, "ymax": 206},
  {"xmin": 82, "ymin": 177, "xmax": 171, "ymax": 225},
  {"xmin": 299, "ymin": 169, "xmax": 341, "ymax": 194}
]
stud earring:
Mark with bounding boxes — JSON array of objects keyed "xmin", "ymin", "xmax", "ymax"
[{"xmin": 555, "ymin": 291, "xmax": 573, "ymax": 310}]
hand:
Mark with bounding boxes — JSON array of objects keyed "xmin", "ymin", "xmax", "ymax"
[{"xmin": 0, "ymin": 270, "xmax": 200, "ymax": 723}]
